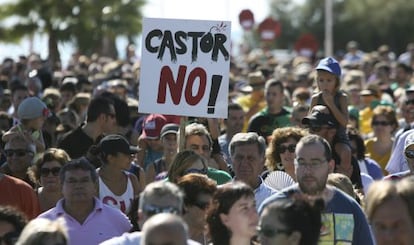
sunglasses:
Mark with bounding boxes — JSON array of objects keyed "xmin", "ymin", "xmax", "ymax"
[
  {"xmin": 0, "ymin": 231, "xmax": 20, "ymax": 245},
  {"xmin": 405, "ymin": 99, "xmax": 414, "ymax": 105},
  {"xmin": 193, "ymin": 200, "xmax": 210, "ymax": 210},
  {"xmin": 142, "ymin": 204, "xmax": 181, "ymax": 217},
  {"xmin": 40, "ymin": 167, "xmax": 61, "ymax": 177},
  {"xmin": 256, "ymin": 225, "xmax": 290, "ymax": 238},
  {"xmin": 4, "ymin": 149, "xmax": 32, "ymax": 158},
  {"xmin": 371, "ymin": 121, "xmax": 390, "ymax": 126},
  {"xmin": 405, "ymin": 150, "xmax": 414, "ymax": 159},
  {"xmin": 183, "ymin": 168, "xmax": 208, "ymax": 175},
  {"xmin": 277, "ymin": 144, "xmax": 296, "ymax": 154}
]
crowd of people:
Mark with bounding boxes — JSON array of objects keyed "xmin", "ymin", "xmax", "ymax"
[{"xmin": 1, "ymin": 40, "xmax": 414, "ymax": 244}]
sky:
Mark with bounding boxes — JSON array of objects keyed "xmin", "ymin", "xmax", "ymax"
[{"xmin": 0, "ymin": 0, "xmax": 271, "ymax": 65}]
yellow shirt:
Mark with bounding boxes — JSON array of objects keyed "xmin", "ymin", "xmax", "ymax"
[
  {"xmin": 364, "ymin": 138, "xmax": 391, "ymax": 174},
  {"xmin": 236, "ymin": 91, "xmax": 266, "ymax": 132}
]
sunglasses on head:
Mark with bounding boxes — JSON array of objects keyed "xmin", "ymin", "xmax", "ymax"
[
  {"xmin": 405, "ymin": 150, "xmax": 414, "ymax": 159},
  {"xmin": 4, "ymin": 149, "xmax": 32, "ymax": 158},
  {"xmin": 277, "ymin": 144, "xmax": 296, "ymax": 154},
  {"xmin": 0, "ymin": 231, "xmax": 20, "ymax": 245},
  {"xmin": 40, "ymin": 167, "xmax": 61, "ymax": 177},
  {"xmin": 371, "ymin": 121, "xmax": 390, "ymax": 126},
  {"xmin": 142, "ymin": 204, "xmax": 181, "ymax": 217},
  {"xmin": 183, "ymin": 168, "xmax": 208, "ymax": 175}
]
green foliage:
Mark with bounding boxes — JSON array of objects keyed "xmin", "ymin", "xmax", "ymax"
[
  {"xmin": 0, "ymin": 0, "xmax": 145, "ymax": 60},
  {"xmin": 265, "ymin": 0, "xmax": 414, "ymax": 54}
]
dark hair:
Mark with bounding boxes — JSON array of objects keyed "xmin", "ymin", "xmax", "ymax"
[
  {"xmin": 206, "ymin": 181, "xmax": 255, "ymax": 245},
  {"xmin": 176, "ymin": 173, "xmax": 217, "ymax": 206},
  {"xmin": 347, "ymin": 127, "xmax": 365, "ymax": 160},
  {"xmin": 86, "ymin": 96, "xmax": 114, "ymax": 122},
  {"xmin": 10, "ymin": 82, "xmax": 28, "ymax": 95},
  {"xmin": 100, "ymin": 91, "xmax": 130, "ymax": 127},
  {"xmin": 261, "ymin": 194, "xmax": 324, "ymax": 245},
  {"xmin": 59, "ymin": 157, "xmax": 98, "ymax": 183},
  {"xmin": 59, "ymin": 82, "xmax": 77, "ymax": 94},
  {"xmin": 264, "ymin": 78, "xmax": 284, "ymax": 94},
  {"xmin": 0, "ymin": 205, "xmax": 28, "ymax": 233},
  {"xmin": 297, "ymin": 134, "xmax": 332, "ymax": 161}
]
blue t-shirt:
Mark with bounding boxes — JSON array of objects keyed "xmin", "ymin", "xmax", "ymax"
[{"xmin": 259, "ymin": 184, "xmax": 374, "ymax": 245}]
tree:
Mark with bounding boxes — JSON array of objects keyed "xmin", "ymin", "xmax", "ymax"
[
  {"xmin": 0, "ymin": 0, "xmax": 145, "ymax": 66},
  {"xmin": 267, "ymin": 0, "xmax": 414, "ymax": 55}
]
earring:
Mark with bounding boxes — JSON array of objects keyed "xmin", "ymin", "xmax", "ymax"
[{"xmin": 277, "ymin": 163, "xmax": 285, "ymax": 170}]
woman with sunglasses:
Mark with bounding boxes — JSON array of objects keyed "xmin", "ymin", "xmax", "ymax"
[
  {"xmin": 258, "ymin": 194, "xmax": 323, "ymax": 245},
  {"xmin": 167, "ymin": 150, "xmax": 209, "ymax": 183},
  {"xmin": 265, "ymin": 127, "xmax": 308, "ymax": 181},
  {"xmin": 28, "ymin": 148, "xmax": 70, "ymax": 212},
  {"xmin": 206, "ymin": 181, "xmax": 259, "ymax": 245},
  {"xmin": 364, "ymin": 105, "xmax": 398, "ymax": 174},
  {"xmin": 177, "ymin": 173, "xmax": 217, "ymax": 244}
]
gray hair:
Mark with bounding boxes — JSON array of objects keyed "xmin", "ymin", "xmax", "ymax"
[
  {"xmin": 139, "ymin": 181, "xmax": 184, "ymax": 212},
  {"xmin": 229, "ymin": 132, "xmax": 267, "ymax": 157}
]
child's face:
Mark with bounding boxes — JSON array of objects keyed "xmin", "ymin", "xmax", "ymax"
[
  {"xmin": 316, "ymin": 70, "xmax": 338, "ymax": 94},
  {"xmin": 28, "ymin": 116, "xmax": 46, "ymax": 130}
]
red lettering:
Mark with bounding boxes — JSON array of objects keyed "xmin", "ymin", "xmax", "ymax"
[
  {"xmin": 157, "ymin": 65, "xmax": 187, "ymax": 105},
  {"xmin": 185, "ymin": 68, "xmax": 206, "ymax": 105}
]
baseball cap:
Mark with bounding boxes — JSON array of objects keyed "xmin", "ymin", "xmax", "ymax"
[
  {"xmin": 160, "ymin": 123, "xmax": 179, "ymax": 139},
  {"xmin": 142, "ymin": 114, "xmax": 167, "ymax": 139},
  {"xmin": 99, "ymin": 134, "xmax": 139, "ymax": 155},
  {"xmin": 316, "ymin": 57, "xmax": 341, "ymax": 77},
  {"xmin": 17, "ymin": 96, "xmax": 50, "ymax": 120},
  {"xmin": 302, "ymin": 110, "xmax": 337, "ymax": 127}
]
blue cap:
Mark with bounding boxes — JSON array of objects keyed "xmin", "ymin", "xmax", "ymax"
[{"xmin": 316, "ymin": 57, "xmax": 341, "ymax": 77}]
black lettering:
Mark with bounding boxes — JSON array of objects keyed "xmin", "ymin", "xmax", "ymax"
[
  {"xmin": 159, "ymin": 30, "xmax": 177, "ymax": 62},
  {"xmin": 200, "ymin": 32, "xmax": 214, "ymax": 53},
  {"xmin": 174, "ymin": 31, "xmax": 187, "ymax": 55},
  {"xmin": 212, "ymin": 33, "xmax": 229, "ymax": 61},
  {"xmin": 145, "ymin": 29, "xmax": 162, "ymax": 53},
  {"xmin": 187, "ymin": 32, "xmax": 204, "ymax": 62}
]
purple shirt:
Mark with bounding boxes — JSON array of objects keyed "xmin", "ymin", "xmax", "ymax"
[{"xmin": 38, "ymin": 197, "xmax": 132, "ymax": 245}]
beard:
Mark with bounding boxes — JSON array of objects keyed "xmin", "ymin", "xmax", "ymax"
[{"xmin": 297, "ymin": 171, "xmax": 328, "ymax": 195}]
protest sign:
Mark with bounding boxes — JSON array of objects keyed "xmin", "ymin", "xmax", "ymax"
[{"xmin": 139, "ymin": 18, "xmax": 231, "ymax": 118}]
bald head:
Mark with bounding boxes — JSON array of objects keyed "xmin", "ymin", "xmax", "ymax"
[{"xmin": 141, "ymin": 213, "xmax": 188, "ymax": 245}]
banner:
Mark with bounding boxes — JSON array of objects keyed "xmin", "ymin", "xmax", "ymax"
[{"xmin": 139, "ymin": 18, "xmax": 231, "ymax": 118}]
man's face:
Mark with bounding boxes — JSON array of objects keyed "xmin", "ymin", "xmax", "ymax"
[
  {"xmin": 4, "ymin": 140, "xmax": 34, "ymax": 174},
  {"xmin": 231, "ymin": 143, "xmax": 264, "ymax": 188},
  {"xmin": 265, "ymin": 85, "xmax": 284, "ymax": 109},
  {"xmin": 402, "ymin": 92, "xmax": 414, "ymax": 123},
  {"xmin": 185, "ymin": 135, "xmax": 211, "ymax": 159},
  {"xmin": 295, "ymin": 142, "xmax": 330, "ymax": 195},
  {"xmin": 61, "ymin": 169, "xmax": 96, "ymax": 204},
  {"xmin": 226, "ymin": 109, "xmax": 245, "ymax": 134},
  {"xmin": 102, "ymin": 105, "xmax": 117, "ymax": 133},
  {"xmin": 404, "ymin": 144, "xmax": 414, "ymax": 172},
  {"xmin": 139, "ymin": 194, "xmax": 182, "ymax": 228}
]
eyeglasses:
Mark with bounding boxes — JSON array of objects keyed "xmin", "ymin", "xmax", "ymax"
[
  {"xmin": 277, "ymin": 144, "xmax": 296, "ymax": 154},
  {"xmin": 64, "ymin": 177, "xmax": 93, "ymax": 185},
  {"xmin": 40, "ymin": 167, "xmax": 61, "ymax": 177},
  {"xmin": 294, "ymin": 159, "xmax": 327, "ymax": 170},
  {"xmin": 405, "ymin": 99, "xmax": 414, "ymax": 105},
  {"xmin": 105, "ymin": 112, "xmax": 116, "ymax": 119},
  {"xmin": 183, "ymin": 168, "xmax": 208, "ymax": 175},
  {"xmin": 193, "ymin": 200, "xmax": 210, "ymax": 210},
  {"xmin": 4, "ymin": 149, "xmax": 32, "ymax": 158},
  {"xmin": 142, "ymin": 204, "xmax": 181, "ymax": 217},
  {"xmin": 256, "ymin": 225, "xmax": 291, "ymax": 238},
  {"xmin": 371, "ymin": 121, "xmax": 390, "ymax": 126},
  {"xmin": 405, "ymin": 150, "xmax": 414, "ymax": 159},
  {"xmin": 0, "ymin": 231, "xmax": 20, "ymax": 245}
]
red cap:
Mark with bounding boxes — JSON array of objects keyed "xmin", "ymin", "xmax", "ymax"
[{"xmin": 141, "ymin": 114, "xmax": 167, "ymax": 139}]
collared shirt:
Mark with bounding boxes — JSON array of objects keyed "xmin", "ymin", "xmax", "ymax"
[
  {"xmin": 38, "ymin": 197, "xmax": 132, "ymax": 245},
  {"xmin": 254, "ymin": 177, "xmax": 277, "ymax": 210},
  {"xmin": 99, "ymin": 231, "xmax": 201, "ymax": 245},
  {"xmin": 386, "ymin": 129, "xmax": 413, "ymax": 174}
]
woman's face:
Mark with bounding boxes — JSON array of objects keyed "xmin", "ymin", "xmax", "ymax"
[
  {"xmin": 279, "ymin": 138, "xmax": 298, "ymax": 172},
  {"xmin": 110, "ymin": 152, "xmax": 132, "ymax": 170},
  {"xmin": 371, "ymin": 197, "xmax": 414, "ymax": 245},
  {"xmin": 220, "ymin": 195, "xmax": 258, "ymax": 240},
  {"xmin": 372, "ymin": 115, "xmax": 394, "ymax": 136},
  {"xmin": 39, "ymin": 160, "xmax": 62, "ymax": 190},
  {"xmin": 259, "ymin": 208, "xmax": 295, "ymax": 245}
]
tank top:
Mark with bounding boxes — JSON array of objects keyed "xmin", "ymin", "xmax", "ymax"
[{"xmin": 98, "ymin": 171, "xmax": 134, "ymax": 214}]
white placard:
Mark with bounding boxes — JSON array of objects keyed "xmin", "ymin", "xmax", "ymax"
[{"xmin": 139, "ymin": 18, "xmax": 231, "ymax": 118}]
